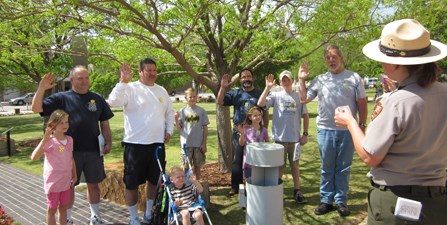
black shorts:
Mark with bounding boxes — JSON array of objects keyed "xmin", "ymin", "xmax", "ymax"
[
  {"xmin": 123, "ymin": 142, "xmax": 166, "ymax": 190},
  {"xmin": 73, "ymin": 151, "xmax": 106, "ymax": 185}
]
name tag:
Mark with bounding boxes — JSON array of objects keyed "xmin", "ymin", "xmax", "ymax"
[{"xmin": 394, "ymin": 197, "xmax": 422, "ymax": 221}]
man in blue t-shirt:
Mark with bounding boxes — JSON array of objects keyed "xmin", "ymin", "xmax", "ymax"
[
  {"xmin": 32, "ymin": 66, "xmax": 114, "ymax": 225},
  {"xmin": 217, "ymin": 69, "xmax": 268, "ymax": 196}
]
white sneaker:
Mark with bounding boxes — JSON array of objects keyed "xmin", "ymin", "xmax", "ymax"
[
  {"xmin": 67, "ymin": 218, "xmax": 74, "ymax": 225},
  {"xmin": 129, "ymin": 216, "xmax": 141, "ymax": 225},
  {"xmin": 90, "ymin": 215, "xmax": 105, "ymax": 225},
  {"xmin": 142, "ymin": 213, "xmax": 151, "ymax": 224}
]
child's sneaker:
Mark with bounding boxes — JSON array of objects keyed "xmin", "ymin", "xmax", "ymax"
[
  {"xmin": 90, "ymin": 215, "xmax": 104, "ymax": 225},
  {"xmin": 129, "ymin": 216, "xmax": 141, "ymax": 225},
  {"xmin": 294, "ymin": 190, "xmax": 308, "ymax": 204},
  {"xmin": 67, "ymin": 218, "xmax": 74, "ymax": 225}
]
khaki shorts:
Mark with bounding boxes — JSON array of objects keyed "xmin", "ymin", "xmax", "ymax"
[
  {"xmin": 275, "ymin": 141, "xmax": 298, "ymax": 169},
  {"xmin": 181, "ymin": 147, "xmax": 206, "ymax": 169}
]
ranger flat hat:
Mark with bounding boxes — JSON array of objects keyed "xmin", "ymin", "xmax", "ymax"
[{"xmin": 362, "ymin": 19, "xmax": 447, "ymax": 65}]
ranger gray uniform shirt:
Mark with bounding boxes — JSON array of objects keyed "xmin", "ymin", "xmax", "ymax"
[{"xmin": 363, "ymin": 76, "xmax": 447, "ymax": 186}]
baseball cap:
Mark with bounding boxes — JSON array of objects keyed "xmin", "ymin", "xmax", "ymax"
[{"xmin": 279, "ymin": 70, "xmax": 294, "ymax": 80}]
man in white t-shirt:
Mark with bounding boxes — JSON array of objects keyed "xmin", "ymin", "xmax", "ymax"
[{"xmin": 108, "ymin": 58, "xmax": 174, "ymax": 225}]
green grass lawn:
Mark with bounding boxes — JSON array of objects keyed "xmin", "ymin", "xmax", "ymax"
[{"xmin": 0, "ymin": 94, "xmax": 378, "ymax": 225}]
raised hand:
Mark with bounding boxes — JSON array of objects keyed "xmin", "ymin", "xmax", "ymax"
[
  {"xmin": 189, "ymin": 173, "xmax": 197, "ymax": 182},
  {"xmin": 220, "ymin": 74, "xmax": 230, "ymax": 89},
  {"xmin": 120, "ymin": 63, "xmax": 133, "ymax": 83},
  {"xmin": 237, "ymin": 124, "xmax": 245, "ymax": 135},
  {"xmin": 383, "ymin": 76, "xmax": 397, "ymax": 92},
  {"xmin": 43, "ymin": 126, "xmax": 53, "ymax": 140},
  {"xmin": 265, "ymin": 74, "xmax": 276, "ymax": 89},
  {"xmin": 39, "ymin": 73, "xmax": 57, "ymax": 91},
  {"xmin": 298, "ymin": 62, "xmax": 309, "ymax": 80}
]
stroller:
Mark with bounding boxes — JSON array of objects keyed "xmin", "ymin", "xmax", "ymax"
[{"xmin": 150, "ymin": 146, "xmax": 213, "ymax": 225}]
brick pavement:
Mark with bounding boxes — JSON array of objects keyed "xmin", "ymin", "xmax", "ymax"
[{"xmin": 0, "ymin": 162, "xmax": 130, "ymax": 225}]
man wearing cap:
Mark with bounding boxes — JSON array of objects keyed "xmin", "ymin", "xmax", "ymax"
[
  {"xmin": 217, "ymin": 69, "xmax": 269, "ymax": 196},
  {"xmin": 298, "ymin": 46, "xmax": 368, "ymax": 217},
  {"xmin": 257, "ymin": 71, "xmax": 310, "ymax": 204},
  {"xmin": 335, "ymin": 19, "xmax": 447, "ymax": 224}
]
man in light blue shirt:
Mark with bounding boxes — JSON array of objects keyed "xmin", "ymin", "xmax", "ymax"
[{"xmin": 298, "ymin": 45, "xmax": 367, "ymax": 217}]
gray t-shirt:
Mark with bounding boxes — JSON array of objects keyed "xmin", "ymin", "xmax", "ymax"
[
  {"xmin": 178, "ymin": 105, "xmax": 210, "ymax": 148},
  {"xmin": 307, "ymin": 70, "xmax": 366, "ymax": 130},
  {"xmin": 265, "ymin": 90, "xmax": 308, "ymax": 142}
]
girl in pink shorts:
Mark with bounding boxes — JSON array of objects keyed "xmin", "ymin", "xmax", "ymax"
[{"xmin": 31, "ymin": 110, "xmax": 77, "ymax": 225}]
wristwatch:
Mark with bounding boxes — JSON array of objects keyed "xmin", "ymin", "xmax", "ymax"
[
  {"xmin": 303, "ymin": 131, "xmax": 309, "ymax": 136},
  {"xmin": 359, "ymin": 122, "xmax": 367, "ymax": 128}
]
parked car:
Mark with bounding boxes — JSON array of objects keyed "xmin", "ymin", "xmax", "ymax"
[
  {"xmin": 364, "ymin": 77, "xmax": 379, "ymax": 88},
  {"xmin": 167, "ymin": 90, "xmax": 176, "ymax": 96},
  {"xmin": 8, "ymin": 92, "xmax": 35, "ymax": 105}
]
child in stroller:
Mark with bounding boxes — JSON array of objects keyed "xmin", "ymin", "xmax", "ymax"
[
  {"xmin": 151, "ymin": 146, "xmax": 212, "ymax": 225},
  {"xmin": 169, "ymin": 166, "xmax": 205, "ymax": 225}
]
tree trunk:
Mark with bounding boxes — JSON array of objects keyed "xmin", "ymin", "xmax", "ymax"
[{"xmin": 216, "ymin": 104, "xmax": 232, "ymax": 172}]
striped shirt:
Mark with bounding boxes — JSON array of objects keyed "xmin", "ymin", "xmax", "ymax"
[{"xmin": 169, "ymin": 183, "xmax": 199, "ymax": 210}]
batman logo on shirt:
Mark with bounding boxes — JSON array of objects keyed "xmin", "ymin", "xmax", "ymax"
[
  {"xmin": 287, "ymin": 102, "xmax": 296, "ymax": 110},
  {"xmin": 283, "ymin": 101, "xmax": 297, "ymax": 113},
  {"xmin": 185, "ymin": 114, "xmax": 200, "ymax": 124}
]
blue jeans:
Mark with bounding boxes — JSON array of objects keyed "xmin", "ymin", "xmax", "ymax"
[
  {"xmin": 231, "ymin": 128, "xmax": 244, "ymax": 190},
  {"xmin": 317, "ymin": 129, "xmax": 354, "ymax": 205}
]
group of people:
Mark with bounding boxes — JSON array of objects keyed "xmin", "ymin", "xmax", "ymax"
[
  {"xmin": 217, "ymin": 44, "xmax": 366, "ymax": 217},
  {"xmin": 30, "ymin": 18, "xmax": 446, "ymax": 225},
  {"xmin": 30, "ymin": 58, "xmax": 208, "ymax": 225},
  {"xmin": 31, "ymin": 66, "xmax": 114, "ymax": 225}
]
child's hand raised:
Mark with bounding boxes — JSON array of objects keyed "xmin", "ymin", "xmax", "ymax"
[
  {"xmin": 237, "ymin": 124, "xmax": 245, "ymax": 135},
  {"xmin": 265, "ymin": 74, "xmax": 276, "ymax": 89},
  {"xmin": 43, "ymin": 126, "xmax": 53, "ymax": 140},
  {"xmin": 189, "ymin": 173, "xmax": 197, "ymax": 182},
  {"xmin": 298, "ymin": 62, "xmax": 309, "ymax": 80}
]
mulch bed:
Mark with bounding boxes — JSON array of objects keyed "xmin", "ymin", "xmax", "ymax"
[
  {"xmin": 199, "ymin": 162, "xmax": 231, "ymax": 186},
  {"xmin": 17, "ymin": 139, "xmax": 40, "ymax": 147},
  {"xmin": 104, "ymin": 161, "xmax": 231, "ymax": 187}
]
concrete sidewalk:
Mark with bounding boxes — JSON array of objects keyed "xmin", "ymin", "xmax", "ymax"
[{"xmin": 0, "ymin": 162, "xmax": 130, "ymax": 225}]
